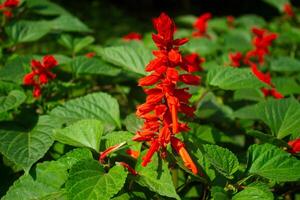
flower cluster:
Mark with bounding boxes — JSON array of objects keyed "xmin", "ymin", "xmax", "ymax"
[
  {"xmin": 228, "ymin": 27, "xmax": 283, "ymax": 99},
  {"xmin": 283, "ymin": 3, "xmax": 294, "ymax": 18},
  {"xmin": 288, "ymin": 138, "xmax": 300, "ymax": 154},
  {"xmin": 23, "ymin": 55, "xmax": 58, "ymax": 98},
  {"xmin": 0, "ymin": 0, "xmax": 19, "ymax": 18},
  {"xmin": 123, "ymin": 32, "xmax": 142, "ymax": 41},
  {"xmin": 193, "ymin": 12, "xmax": 212, "ymax": 37},
  {"xmin": 134, "ymin": 13, "xmax": 202, "ymax": 174}
]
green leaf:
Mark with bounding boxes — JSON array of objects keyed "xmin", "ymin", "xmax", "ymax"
[
  {"xmin": 0, "ymin": 115, "xmax": 61, "ymax": 172},
  {"xmin": 0, "ymin": 56, "xmax": 31, "ymax": 84},
  {"xmin": 73, "ymin": 36, "xmax": 95, "ymax": 53},
  {"xmin": 66, "ymin": 159, "xmax": 128, "ymax": 200},
  {"xmin": 50, "ymin": 15, "xmax": 91, "ymax": 33},
  {"xmin": 102, "ymin": 131, "xmax": 134, "ymax": 149},
  {"xmin": 262, "ymin": 0, "xmax": 290, "ymax": 12},
  {"xmin": 175, "ymin": 15, "xmax": 197, "ymax": 26},
  {"xmin": 136, "ymin": 152, "xmax": 180, "ymax": 200},
  {"xmin": 54, "ymin": 119, "xmax": 104, "ymax": 152},
  {"xmin": 273, "ymin": 77, "xmax": 300, "ymax": 95},
  {"xmin": 50, "ymin": 92, "xmax": 121, "ymax": 132},
  {"xmin": 232, "ymin": 182, "xmax": 274, "ymax": 200},
  {"xmin": 203, "ymin": 144, "xmax": 239, "ymax": 179},
  {"xmin": 123, "ymin": 113, "xmax": 143, "ymax": 133},
  {"xmin": 207, "ymin": 67, "xmax": 266, "ymax": 90},
  {"xmin": 71, "ymin": 56, "xmax": 121, "ymax": 76},
  {"xmin": 235, "ymin": 15, "xmax": 266, "ymax": 29},
  {"xmin": 26, "ymin": 0, "xmax": 70, "ymax": 16},
  {"xmin": 223, "ymin": 30, "xmax": 252, "ymax": 52},
  {"xmin": 247, "ymin": 130, "xmax": 288, "ymax": 147},
  {"xmin": 182, "ymin": 38, "xmax": 218, "ymax": 56},
  {"xmin": 248, "ymin": 143, "xmax": 300, "ymax": 182},
  {"xmin": 5, "ymin": 20, "xmax": 51, "ymax": 43},
  {"xmin": 234, "ymin": 88, "xmax": 264, "ymax": 102},
  {"xmin": 270, "ymin": 57, "xmax": 300, "ymax": 72},
  {"xmin": 211, "ymin": 186, "xmax": 229, "ymax": 200},
  {"xmin": 2, "ymin": 148, "xmax": 92, "ymax": 200},
  {"xmin": 234, "ymin": 98, "xmax": 300, "ymax": 139},
  {"xmin": 0, "ymin": 90, "xmax": 26, "ymax": 113},
  {"xmin": 99, "ymin": 42, "xmax": 152, "ymax": 76}
]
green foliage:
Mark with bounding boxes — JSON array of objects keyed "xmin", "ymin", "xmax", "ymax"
[
  {"xmin": 235, "ymin": 98, "xmax": 300, "ymax": 139},
  {"xmin": 248, "ymin": 144, "xmax": 300, "ymax": 182},
  {"xmin": 66, "ymin": 159, "xmax": 128, "ymax": 200}
]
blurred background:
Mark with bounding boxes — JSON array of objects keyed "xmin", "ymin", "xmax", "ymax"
[{"xmin": 53, "ymin": 0, "xmax": 299, "ymax": 42}]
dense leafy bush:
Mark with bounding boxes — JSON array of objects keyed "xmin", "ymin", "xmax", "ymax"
[{"xmin": 0, "ymin": 0, "xmax": 300, "ymax": 199}]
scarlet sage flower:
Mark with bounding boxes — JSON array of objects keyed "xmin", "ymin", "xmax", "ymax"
[
  {"xmin": 227, "ymin": 16, "xmax": 235, "ymax": 28},
  {"xmin": 283, "ymin": 3, "xmax": 294, "ymax": 17},
  {"xmin": 0, "ymin": 0, "xmax": 19, "ymax": 18},
  {"xmin": 126, "ymin": 149, "xmax": 140, "ymax": 159},
  {"xmin": 244, "ymin": 27, "xmax": 277, "ymax": 65},
  {"xmin": 288, "ymin": 138, "xmax": 300, "ymax": 154},
  {"xmin": 133, "ymin": 13, "xmax": 201, "ymax": 174},
  {"xmin": 23, "ymin": 55, "xmax": 58, "ymax": 99},
  {"xmin": 123, "ymin": 32, "xmax": 142, "ymax": 41},
  {"xmin": 193, "ymin": 12, "xmax": 212, "ymax": 37},
  {"xmin": 250, "ymin": 63, "xmax": 283, "ymax": 99},
  {"xmin": 229, "ymin": 52, "xmax": 243, "ymax": 67},
  {"xmin": 85, "ymin": 52, "xmax": 96, "ymax": 58}
]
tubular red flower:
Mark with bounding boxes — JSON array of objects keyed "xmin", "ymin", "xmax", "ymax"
[
  {"xmin": 23, "ymin": 55, "xmax": 58, "ymax": 99},
  {"xmin": 99, "ymin": 142, "xmax": 126, "ymax": 163},
  {"xmin": 126, "ymin": 149, "xmax": 140, "ymax": 159},
  {"xmin": 193, "ymin": 12, "xmax": 212, "ymax": 37},
  {"xmin": 117, "ymin": 162, "xmax": 138, "ymax": 176},
  {"xmin": 229, "ymin": 52, "xmax": 243, "ymax": 67},
  {"xmin": 171, "ymin": 137, "xmax": 198, "ymax": 174},
  {"xmin": 133, "ymin": 13, "xmax": 201, "ymax": 174},
  {"xmin": 283, "ymin": 3, "xmax": 294, "ymax": 17},
  {"xmin": 288, "ymin": 138, "xmax": 300, "ymax": 154},
  {"xmin": 123, "ymin": 32, "xmax": 142, "ymax": 41}
]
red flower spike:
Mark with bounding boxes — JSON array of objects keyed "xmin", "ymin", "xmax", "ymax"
[
  {"xmin": 23, "ymin": 55, "xmax": 58, "ymax": 99},
  {"xmin": 283, "ymin": 3, "xmax": 294, "ymax": 17},
  {"xmin": 193, "ymin": 12, "xmax": 212, "ymax": 37},
  {"xmin": 288, "ymin": 138, "xmax": 300, "ymax": 154},
  {"xmin": 123, "ymin": 32, "xmax": 142, "ymax": 41},
  {"xmin": 117, "ymin": 162, "xmax": 138, "ymax": 176},
  {"xmin": 229, "ymin": 52, "xmax": 243, "ymax": 67},
  {"xmin": 133, "ymin": 13, "xmax": 201, "ymax": 174},
  {"xmin": 250, "ymin": 63, "xmax": 271, "ymax": 85},
  {"xmin": 99, "ymin": 142, "xmax": 126, "ymax": 163}
]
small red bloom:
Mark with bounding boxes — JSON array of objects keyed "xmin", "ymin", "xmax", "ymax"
[
  {"xmin": 193, "ymin": 12, "xmax": 212, "ymax": 37},
  {"xmin": 123, "ymin": 32, "xmax": 142, "ymax": 41},
  {"xmin": 85, "ymin": 52, "xmax": 96, "ymax": 58},
  {"xmin": 0, "ymin": 0, "xmax": 19, "ymax": 17},
  {"xmin": 23, "ymin": 55, "xmax": 58, "ymax": 99},
  {"xmin": 182, "ymin": 53, "xmax": 205, "ymax": 72},
  {"xmin": 227, "ymin": 16, "xmax": 235, "ymax": 28},
  {"xmin": 250, "ymin": 63, "xmax": 271, "ymax": 85},
  {"xmin": 261, "ymin": 88, "xmax": 284, "ymax": 99},
  {"xmin": 244, "ymin": 28, "xmax": 277, "ymax": 65},
  {"xmin": 283, "ymin": 3, "xmax": 294, "ymax": 17},
  {"xmin": 288, "ymin": 138, "xmax": 300, "ymax": 154},
  {"xmin": 229, "ymin": 52, "xmax": 243, "ymax": 67}
]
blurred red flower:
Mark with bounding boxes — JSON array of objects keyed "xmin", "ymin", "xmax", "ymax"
[
  {"xmin": 23, "ymin": 55, "xmax": 58, "ymax": 98},
  {"xmin": 193, "ymin": 12, "xmax": 212, "ymax": 37},
  {"xmin": 123, "ymin": 32, "xmax": 142, "ymax": 41},
  {"xmin": 288, "ymin": 139, "xmax": 300, "ymax": 154}
]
